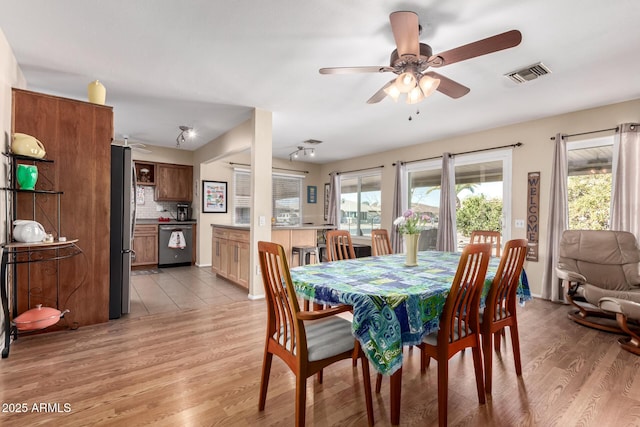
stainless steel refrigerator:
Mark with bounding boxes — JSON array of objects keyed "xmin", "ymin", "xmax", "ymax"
[{"xmin": 109, "ymin": 145, "xmax": 136, "ymax": 319}]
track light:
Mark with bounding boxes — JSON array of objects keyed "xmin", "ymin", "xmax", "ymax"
[
  {"xmin": 176, "ymin": 125, "xmax": 196, "ymax": 148},
  {"xmin": 289, "ymin": 146, "xmax": 316, "ymax": 161}
]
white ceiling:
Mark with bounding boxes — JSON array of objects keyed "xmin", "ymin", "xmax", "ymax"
[{"xmin": 2, "ymin": 1, "xmax": 640, "ymax": 163}]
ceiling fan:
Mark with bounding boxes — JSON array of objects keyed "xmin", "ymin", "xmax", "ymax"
[
  {"xmin": 319, "ymin": 11, "xmax": 522, "ymax": 104},
  {"xmin": 114, "ymin": 135, "xmax": 152, "ymax": 154}
]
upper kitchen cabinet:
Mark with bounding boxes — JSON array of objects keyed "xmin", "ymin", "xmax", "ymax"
[
  {"xmin": 134, "ymin": 161, "xmax": 156, "ymax": 185},
  {"xmin": 155, "ymin": 162, "xmax": 193, "ymax": 202}
]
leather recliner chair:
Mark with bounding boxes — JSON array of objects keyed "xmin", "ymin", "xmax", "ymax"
[{"xmin": 556, "ymin": 230, "xmax": 640, "ymax": 333}]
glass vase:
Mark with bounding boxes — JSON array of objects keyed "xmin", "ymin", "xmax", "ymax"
[{"xmin": 404, "ymin": 233, "xmax": 419, "ymax": 266}]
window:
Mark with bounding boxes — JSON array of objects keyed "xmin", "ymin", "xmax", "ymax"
[
  {"xmin": 234, "ymin": 171, "xmax": 251, "ymax": 225},
  {"xmin": 455, "ymin": 151, "xmax": 511, "ymax": 250},
  {"xmin": 233, "ymin": 170, "xmax": 304, "ymax": 226},
  {"xmin": 273, "ymin": 174, "xmax": 303, "ymax": 226},
  {"xmin": 406, "ymin": 150, "xmax": 512, "ymax": 251},
  {"xmin": 407, "ymin": 160, "xmax": 441, "ymax": 250},
  {"xmin": 339, "ymin": 171, "xmax": 382, "ymax": 237},
  {"xmin": 567, "ymin": 136, "xmax": 613, "ymax": 230}
]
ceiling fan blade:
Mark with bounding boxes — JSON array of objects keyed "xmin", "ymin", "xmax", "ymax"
[
  {"xmin": 133, "ymin": 146, "xmax": 152, "ymax": 154},
  {"xmin": 366, "ymin": 79, "xmax": 395, "ymax": 104},
  {"xmin": 389, "ymin": 11, "xmax": 420, "ymax": 58},
  {"xmin": 429, "ymin": 29, "xmax": 522, "ymax": 67},
  {"xmin": 425, "ymin": 72, "xmax": 470, "ymax": 99},
  {"xmin": 319, "ymin": 66, "xmax": 393, "ymax": 75}
]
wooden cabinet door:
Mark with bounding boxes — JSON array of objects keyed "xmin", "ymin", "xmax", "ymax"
[
  {"xmin": 227, "ymin": 241, "xmax": 240, "ymax": 284},
  {"xmin": 132, "ymin": 225, "xmax": 158, "ymax": 266},
  {"xmin": 212, "ymin": 235, "xmax": 222, "ymax": 273},
  {"xmin": 219, "ymin": 238, "xmax": 230, "ymax": 277},
  {"xmin": 155, "ymin": 163, "xmax": 193, "ymax": 202},
  {"xmin": 237, "ymin": 241, "xmax": 250, "ymax": 289}
]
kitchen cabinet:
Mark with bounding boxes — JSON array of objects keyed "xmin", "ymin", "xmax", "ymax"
[
  {"xmin": 271, "ymin": 228, "xmax": 317, "ymax": 266},
  {"xmin": 134, "ymin": 161, "xmax": 156, "ymax": 185},
  {"xmin": 132, "ymin": 225, "xmax": 158, "ymax": 266},
  {"xmin": 12, "ymin": 88, "xmax": 112, "ymax": 328},
  {"xmin": 211, "ymin": 226, "xmax": 249, "ymax": 289},
  {"xmin": 155, "ymin": 163, "xmax": 193, "ymax": 202}
]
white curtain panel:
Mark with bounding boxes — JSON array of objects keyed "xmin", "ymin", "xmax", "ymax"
[
  {"xmin": 611, "ymin": 123, "xmax": 640, "ymax": 239},
  {"xmin": 327, "ymin": 172, "xmax": 341, "ymax": 226},
  {"xmin": 391, "ymin": 161, "xmax": 406, "ymax": 253},
  {"xmin": 541, "ymin": 133, "xmax": 568, "ymax": 302},
  {"xmin": 436, "ymin": 153, "xmax": 457, "ymax": 251}
]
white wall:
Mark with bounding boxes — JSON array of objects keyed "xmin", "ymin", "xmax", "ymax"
[
  {"xmin": 0, "ymin": 27, "xmax": 26, "ymax": 355},
  {"xmin": 318, "ymin": 98, "xmax": 640, "ymax": 297}
]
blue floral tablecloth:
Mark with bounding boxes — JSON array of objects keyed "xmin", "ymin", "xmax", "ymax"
[{"xmin": 290, "ymin": 251, "xmax": 532, "ymax": 375}]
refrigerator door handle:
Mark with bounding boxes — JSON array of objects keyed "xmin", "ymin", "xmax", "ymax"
[{"xmin": 131, "ymin": 163, "xmax": 137, "ymax": 237}]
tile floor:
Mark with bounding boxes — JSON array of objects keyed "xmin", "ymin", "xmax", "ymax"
[{"xmin": 128, "ymin": 266, "xmax": 250, "ymax": 317}]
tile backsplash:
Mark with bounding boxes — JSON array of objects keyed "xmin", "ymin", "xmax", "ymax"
[{"xmin": 135, "ymin": 185, "xmax": 180, "ymax": 219}]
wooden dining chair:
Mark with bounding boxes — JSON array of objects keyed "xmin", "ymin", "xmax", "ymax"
[
  {"xmin": 371, "ymin": 229, "xmax": 393, "ymax": 256},
  {"xmin": 325, "ymin": 230, "xmax": 356, "ymax": 261},
  {"xmin": 257, "ymin": 241, "xmax": 374, "ymax": 426},
  {"xmin": 419, "ymin": 243, "xmax": 492, "ymax": 427},
  {"xmin": 480, "ymin": 239, "xmax": 527, "ymax": 394},
  {"xmin": 470, "ymin": 230, "xmax": 501, "ymax": 257}
]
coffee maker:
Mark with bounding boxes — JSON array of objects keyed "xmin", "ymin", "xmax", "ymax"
[{"xmin": 176, "ymin": 203, "xmax": 191, "ymax": 221}]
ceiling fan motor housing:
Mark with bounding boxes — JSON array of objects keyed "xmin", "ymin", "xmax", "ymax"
[{"xmin": 390, "ymin": 43, "xmax": 434, "ymax": 73}]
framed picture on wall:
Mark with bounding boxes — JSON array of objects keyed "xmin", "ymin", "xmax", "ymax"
[
  {"xmin": 202, "ymin": 180, "xmax": 227, "ymax": 213},
  {"xmin": 307, "ymin": 185, "xmax": 317, "ymax": 204}
]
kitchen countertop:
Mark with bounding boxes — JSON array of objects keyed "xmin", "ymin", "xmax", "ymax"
[
  {"xmin": 211, "ymin": 224, "xmax": 335, "ymax": 230},
  {"xmin": 136, "ymin": 219, "xmax": 197, "ymax": 225}
]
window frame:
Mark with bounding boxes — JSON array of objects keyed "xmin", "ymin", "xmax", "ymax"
[
  {"xmin": 338, "ymin": 169, "xmax": 383, "ymax": 238},
  {"xmin": 566, "ymin": 135, "xmax": 614, "ymax": 230},
  {"xmin": 405, "ymin": 149, "xmax": 513, "ymax": 246},
  {"xmin": 232, "ymin": 169, "xmax": 305, "ymax": 226}
]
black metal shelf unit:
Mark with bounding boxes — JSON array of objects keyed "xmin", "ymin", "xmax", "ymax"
[{"xmin": 1, "ymin": 153, "xmax": 84, "ymax": 358}]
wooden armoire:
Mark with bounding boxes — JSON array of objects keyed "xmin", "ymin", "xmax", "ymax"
[{"xmin": 11, "ymin": 88, "xmax": 113, "ymax": 327}]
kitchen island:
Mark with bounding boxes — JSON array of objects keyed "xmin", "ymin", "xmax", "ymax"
[{"xmin": 211, "ymin": 224, "xmax": 335, "ymax": 289}]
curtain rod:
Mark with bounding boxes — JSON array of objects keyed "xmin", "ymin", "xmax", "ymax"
[
  {"xmin": 392, "ymin": 142, "xmax": 523, "ymax": 166},
  {"xmin": 228, "ymin": 162, "xmax": 309, "ymax": 174},
  {"xmin": 336, "ymin": 165, "xmax": 384, "ymax": 175},
  {"xmin": 550, "ymin": 126, "xmax": 619, "ymax": 140}
]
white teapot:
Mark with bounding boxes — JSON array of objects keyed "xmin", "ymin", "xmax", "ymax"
[{"xmin": 13, "ymin": 220, "xmax": 46, "ymax": 243}]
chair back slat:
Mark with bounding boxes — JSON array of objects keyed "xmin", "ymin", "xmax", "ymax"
[
  {"xmin": 487, "ymin": 239, "xmax": 527, "ymax": 323},
  {"xmin": 326, "ymin": 230, "xmax": 356, "ymax": 261},
  {"xmin": 258, "ymin": 241, "xmax": 303, "ymax": 356},
  {"xmin": 441, "ymin": 243, "xmax": 491, "ymax": 344},
  {"xmin": 371, "ymin": 229, "xmax": 393, "ymax": 256},
  {"xmin": 470, "ymin": 230, "xmax": 501, "ymax": 257}
]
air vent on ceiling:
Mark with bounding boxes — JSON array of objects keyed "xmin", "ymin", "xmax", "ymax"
[
  {"xmin": 505, "ymin": 62, "xmax": 551, "ymax": 84},
  {"xmin": 303, "ymin": 139, "xmax": 323, "ymax": 145}
]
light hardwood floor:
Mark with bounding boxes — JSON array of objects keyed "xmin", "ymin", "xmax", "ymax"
[{"xmin": 1, "ymin": 270, "xmax": 640, "ymax": 426}]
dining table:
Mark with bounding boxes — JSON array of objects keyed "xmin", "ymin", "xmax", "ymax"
[{"xmin": 290, "ymin": 250, "xmax": 532, "ymax": 425}]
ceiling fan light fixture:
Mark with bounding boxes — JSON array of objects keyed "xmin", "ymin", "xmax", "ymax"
[
  {"xmin": 419, "ymin": 75, "xmax": 441, "ymax": 98},
  {"xmin": 395, "ymin": 72, "xmax": 416, "ymax": 93},
  {"xmin": 383, "ymin": 82, "xmax": 401, "ymax": 102},
  {"xmin": 406, "ymin": 85, "xmax": 424, "ymax": 104}
]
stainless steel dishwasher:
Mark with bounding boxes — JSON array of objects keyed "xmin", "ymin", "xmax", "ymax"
[{"xmin": 158, "ymin": 225, "xmax": 193, "ymax": 267}]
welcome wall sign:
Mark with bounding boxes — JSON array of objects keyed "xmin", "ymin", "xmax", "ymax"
[{"xmin": 527, "ymin": 172, "xmax": 540, "ymax": 261}]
